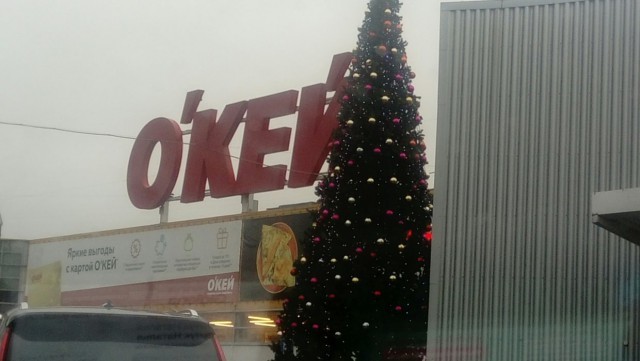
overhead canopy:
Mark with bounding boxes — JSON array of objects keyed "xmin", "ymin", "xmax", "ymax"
[{"xmin": 592, "ymin": 188, "xmax": 640, "ymax": 246}]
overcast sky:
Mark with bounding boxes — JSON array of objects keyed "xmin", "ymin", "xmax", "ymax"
[{"xmin": 0, "ymin": 0, "xmax": 476, "ymax": 240}]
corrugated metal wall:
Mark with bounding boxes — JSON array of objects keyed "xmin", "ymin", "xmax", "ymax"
[{"xmin": 429, "ymin": 0, "xmax": 640, "ymax": 360}]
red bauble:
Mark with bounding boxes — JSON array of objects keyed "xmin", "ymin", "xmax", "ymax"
[{"xmin": 425, "ymin": 231, "xmax": 433, "ymax": 242}]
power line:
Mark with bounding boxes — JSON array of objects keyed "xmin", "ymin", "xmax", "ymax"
[
  {"xmin": 0, "ymin": 120, "xmax": 137, "ymax": 140},
  {"xmin": 0, "ymin": 120, "xmax": 324, "ymax": 178},
  {"xmin": 0, "ymin": 120, "xmax": 432, "ymax": 181}
]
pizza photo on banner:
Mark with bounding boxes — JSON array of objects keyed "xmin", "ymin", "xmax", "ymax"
[
  {"xmin": 256, "ymin": 222, "xmax": 298, "ymax": 293},
  {"xmin": 240, "ymin": 212, "xmax": 310, "ymax": 300}
]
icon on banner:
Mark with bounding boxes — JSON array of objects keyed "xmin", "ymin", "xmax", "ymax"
[
  {"xmin": 217, "ymin": 228, "xmax": 228, "ymax": 249},
  {"xmin": 184, "ymin": 233, "xmax": 194, "ymax": 251},
  {"xmin": 130, "ymin": 239, "xmax": 141, "ymax": 258},
  {"xmin": 155, "ymin": 235, "xmax": 167, "ymax": 256}
]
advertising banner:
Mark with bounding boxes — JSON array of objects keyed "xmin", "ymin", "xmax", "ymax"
[
  {"xmin": 27, "ymin": 221, "xmax": 242, "ymax": 306},
  {"xmin": 240, "ymin": 212, "xmax": 312, "ymax": 300}
]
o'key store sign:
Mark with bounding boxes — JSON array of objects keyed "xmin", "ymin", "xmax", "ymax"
[{"xmin": 127, "ymin": 53, "xmax": 352, "ymax": 209}]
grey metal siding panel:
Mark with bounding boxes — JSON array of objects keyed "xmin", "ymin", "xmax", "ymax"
[
  {"xmin": 430, "ymin": 0, "xmax": 640, "ymax": 360},
  {"xmin": 443, "ymin": 0, "xmax": 599, "ymax": 11}
]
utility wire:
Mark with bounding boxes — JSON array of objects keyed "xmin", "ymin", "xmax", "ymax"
[
  {"xmin": 0, "ymin": 120, "xmax": 137, "ymax": 140},
  {"xmin": 0, "ymin": 120, "xmax": 434, "ymax": 180},
  {"xmin": 0, "ymin": 120, "xmax": 325, "ymax": 179}
]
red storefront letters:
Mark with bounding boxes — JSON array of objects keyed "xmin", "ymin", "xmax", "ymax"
[{"xmin": 127, "ymin": 53, "xmax": 352, "ymax": 209}]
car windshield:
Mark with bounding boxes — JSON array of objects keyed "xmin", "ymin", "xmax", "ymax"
[
  {"xmin": 7, "ymin": 314, "xmax": 218, "ymax": 361},
  {"xmin": 3, "ymin": 0, "xmax": 639, "ymax": 360}
]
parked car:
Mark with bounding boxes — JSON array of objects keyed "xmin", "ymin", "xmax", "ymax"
[{"xmin": 0, "ymin": 303, "xmax": 226, "ymax": 361}]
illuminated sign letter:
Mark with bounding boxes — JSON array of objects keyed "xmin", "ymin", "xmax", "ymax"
[
  {"xmin": 289, "ymin": 52, "xmax": 352, "ymax": 187},
  {"xmin": 127, "ymin": 118, "xmax": 183, "ymax": 209},
  {"xmin": 235, "ymin": 90, "xmax": 298, "ymax": 194},
  {"xmin": 181, "ymin": 101, "xmax": 248, "ymax": 202}
]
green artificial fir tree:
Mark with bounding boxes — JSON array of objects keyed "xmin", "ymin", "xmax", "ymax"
[{"xmin": 271, "ymin": 0, "xmax": 432, "ymax": 359}]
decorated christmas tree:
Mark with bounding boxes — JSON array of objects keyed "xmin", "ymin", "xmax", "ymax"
[{"xmin": 271, "ymin": 0, "xmax": 432, "ymax": 359}]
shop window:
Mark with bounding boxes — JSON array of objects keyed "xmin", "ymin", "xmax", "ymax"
[
  {"xmin": 207, "ymin": 312, "xmax": 235, "ymax": 344},
  {"xmin": 1, "ymin": 265, "xmax": 22, "ymax": 278},
  {"xmin": 207, "ymin": 311, "xmax": 279, "ymax": 345}
]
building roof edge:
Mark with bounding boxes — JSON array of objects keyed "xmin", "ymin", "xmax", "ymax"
[{"xmin": 442, "ymin": 0, "xmax": 588, "ymax": 11}]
